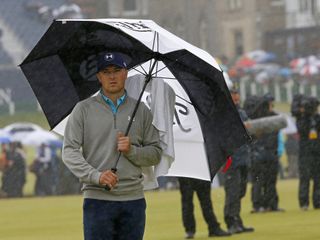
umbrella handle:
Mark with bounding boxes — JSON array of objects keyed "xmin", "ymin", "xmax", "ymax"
[{"xmin": 104, "ymin": 168, "xmax": 118, "ymax": 191}]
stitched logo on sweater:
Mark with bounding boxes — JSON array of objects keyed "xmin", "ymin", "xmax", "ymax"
[{"xmin": 128, "ymin": 116, "xmax": 135, "ymax": 122}]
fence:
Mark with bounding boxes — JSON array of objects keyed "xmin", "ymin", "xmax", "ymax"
[{"xmin": 238, "ymin": 76, "xmax": 320, "ymax": 103}]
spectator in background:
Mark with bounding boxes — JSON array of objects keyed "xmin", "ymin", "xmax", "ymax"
[
  {"xmin": 178, "ymin": 177, "xmax": 230, "ymax": 239},
  {"xmin": 0, "ymin": 143, "xmax": 9, "ymax": 197},
  {"xmin": 0, "ymin": 143, "xmax": 8, "ymax": 172},
  {"xmin": 13, "ymin": 142, "xmax": 27, "ymax": 197},
  {"xmin": 278, "ymin": 131, "xmax": 285, "ymax": 179},
  {"xmin": 1, "ymin": 142, "xmax": 26, "ymax": 198},
  {"xmin": 291, "ymin": 94, "xmax": 320, "ymax": 210},
  {"xmin": 157, "ymin": 176, "xmax": 179, "ymax": 190},
  {"xmin": 247, "ymin": 94, "xmax": 284, "ymax": 213},
  {"xmin": 56, "ymin": 148, "xmax": 81, "ymax": 195},
  {"xmin": 0, "ymin": 143, "xmax": 7, "ymax": 197},
  {"xmin": 285, "ymin": 132, "xmax": 299, "ymax": 178},
  {"xmin": 49, "ymin": 143, "xmax": 62, "ymax": 195},
  {"xmin": 223, "ymin": 88, "xmax": 254, "ymax": 234},
  {"xmin": 30, "ymin": 143, "xmax": 53, "ymax": 196}
]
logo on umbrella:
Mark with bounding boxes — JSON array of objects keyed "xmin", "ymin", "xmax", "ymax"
[
  {"xmin": 174, "ymin": 103, "xmax": 191, "ymax": 133},
  {"xmin": 114, "ymin": 22, "xmax": 152, "ymax": 32},
  {"xmin": 144, "ymin": 93, "xmax": 191, "ymax": 133}
]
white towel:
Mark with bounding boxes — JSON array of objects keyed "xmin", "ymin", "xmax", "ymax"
[{"xmin": 126, "ymin": 74, "xmax": 176, "ymax": 189}]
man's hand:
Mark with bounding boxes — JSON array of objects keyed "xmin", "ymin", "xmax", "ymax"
[
  {"xmin": 117, "ymin": 132, "xmax": 131, "ymax": 153},
  {"xmin": 99, "ymin": 170, "xmax": 118, "ymax": 190}
]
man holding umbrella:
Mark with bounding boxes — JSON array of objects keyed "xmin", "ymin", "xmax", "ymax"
[
  {"xmin": 20, "ymin": 18, "xmax": 250, "ymax": 240},
  {"xmin": 62, "ymin": 52, "xmax": 162, "ymax": 240}
]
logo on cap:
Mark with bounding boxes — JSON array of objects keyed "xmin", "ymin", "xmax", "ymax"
[
  {"xmin": 105, "ymin": 53, "xmax": 114, "ymax": 61},
  {"xmin": 96, "ymin": 52, "xmax": 127, "ymax": 72}
]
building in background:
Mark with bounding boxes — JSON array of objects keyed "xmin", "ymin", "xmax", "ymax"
[
  {"xmin": 74, "ymin": 0, "xmax": 287, "ymax": 61},
  {"xmin": 265, "ymin": 0, "xmax": 320, "ymax": 62},
  {"xmin": 210, "ymin": 0, "xmax": 286, "ymax": 61}
]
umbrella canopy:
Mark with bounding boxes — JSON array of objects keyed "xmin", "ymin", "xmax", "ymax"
[
  {"xmin": 246, "ymin": 50, "xmax": 277, "ymax": 64},
  {"xmin": 2, "ymin": 122, "xmax": 44, "ymax": 142},
  {"xmin": 0, "ymin": 136, "xmax": 11, "ymax": 144},
  {"xmin": 235, "ymin": 56, "xmax": 256, "ymax": 69},
  {"xmin": 19, "ymin": 18, "xmax": 250, "ymax": 180},
  {"xmin": 0, "ymin": 129, "xmax": 10, "ymax": 138},
  {"xmin": 21, "ymin": 130, "xmax": 60, "ymax": 147},
  {"xmin": 290, "ymin": 55, "xmax": 320, "ymax": 76},
  {"xmin": 299, "ymin": 64, "xmax": 319, "ymax": 76},
  {"xmin": 0, "ymin": 130, "xmax": 12, "ymax": 144}
]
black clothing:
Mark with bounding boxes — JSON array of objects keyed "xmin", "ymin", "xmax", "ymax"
[
  {"xmin": 298, "ymin": 154, "xmax": 320, "ymax": 208},
  {"xmin": 296, "ymin": 114, "xmax": 320, "ymax": 208},
  {"xmin": 224, "ymin": 106, "xmax": 250, "ymax": 228},
  {"xmin": 251, "ymin": 154, "xmax": 279, "ymax": 210},
  {"xmin": 285, "ymin": 134, "xmax": 299, "ymax": 178},
  {"xmin": 250, "ymin": 111, "xmax": 280, "ymax": 211},
  {"xmin": 1, "ymin": 150, "xmax": 26, "ymax": 197},
  {"xmin": 178, "ymin": 177, "xmax": 221, "ymax": 235},
  {"xmin": 34, "ymin": 162, "xmax": 54, "ymax": 196},
  {"xmin": 57, "ymin": 155, "xmax": 81, "ymax": 195},
  {"xmin": 224, "ymin": 165, "xmax": 248, "ymax": 228}
]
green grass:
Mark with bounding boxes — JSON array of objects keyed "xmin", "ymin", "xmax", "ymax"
[
  {"xmin": 0, "ymin": 179, "xmax": 319, "ymax": 240},
  {"xmin": 0, "ymin": 111, "xmax": 49, "ymax": 129},
  {"xmin": 273, "ymin": 101, "xmax": 290, "ymax": 113}
]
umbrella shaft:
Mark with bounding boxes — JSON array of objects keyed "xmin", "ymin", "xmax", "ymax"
[
  {"xmin": 111, "ymin": 75, "xmax": 151, "ymax": 170},
  {"xmin": 112, "ymin": 152, "xmax": 122, "ymax": 171},
  {"xmin": 107, "ymin": 60, "xmax": 158, "ymax": 190}
]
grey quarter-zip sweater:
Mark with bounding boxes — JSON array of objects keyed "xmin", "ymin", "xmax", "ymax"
[{"xmin": 62, "ymin": 94, "xmax": 162, "ymax": 201}]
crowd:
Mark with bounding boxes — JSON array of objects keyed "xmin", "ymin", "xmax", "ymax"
[{"xmin": 0, "ymin": 141, "xmax": 80, "ymax": 198}]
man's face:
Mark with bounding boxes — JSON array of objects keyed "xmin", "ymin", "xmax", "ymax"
[
  {"xmin": 96, "ymin": 65, "xmax": 128, "ymax": 96},
  {"xmin": 231, "ymin": 92, "xmax": 240, "ymax": 106},
  {"xmin": 269, "ymin": 101, "xmax": 274, "ymax": 111}
]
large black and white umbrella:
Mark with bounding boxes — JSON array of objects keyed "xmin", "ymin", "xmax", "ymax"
[{"xmin": 20, "ymin": 19, "xmax": 250, "ymax": 181}]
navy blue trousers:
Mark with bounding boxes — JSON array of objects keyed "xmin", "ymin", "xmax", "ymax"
[{"xmin": 83, "ymin": 198, "xmax": 146, "ymax": 240}]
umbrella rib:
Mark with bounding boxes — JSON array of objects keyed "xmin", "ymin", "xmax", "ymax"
[
  {"xmin": 151, "ymin": 76, "xmax": 177, "ymax": 80},
  {"xmin": 155, "ymin": 32, "xmax": 160, "ymax": 77},
  {"xmin": 155, "ymin": 31, "xmax": 160, "ymax": 53},
  {"xmin": 151, "ymin": 65, "xmax": 167, "ymax": 76},
  {"xmin": 149, "ymin": 32, "xmax": 158, "ymax": 71},
  {"xmin": 131, "ymin": 67, "xmax": 148, "ymax": 76},
  {"xmin": 151, "ymin": 50, "xmax": 197, "ymax": 78},
  {"xmin": 155, "ymin": 60, "xmax": 159, "ymax": 77}
]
